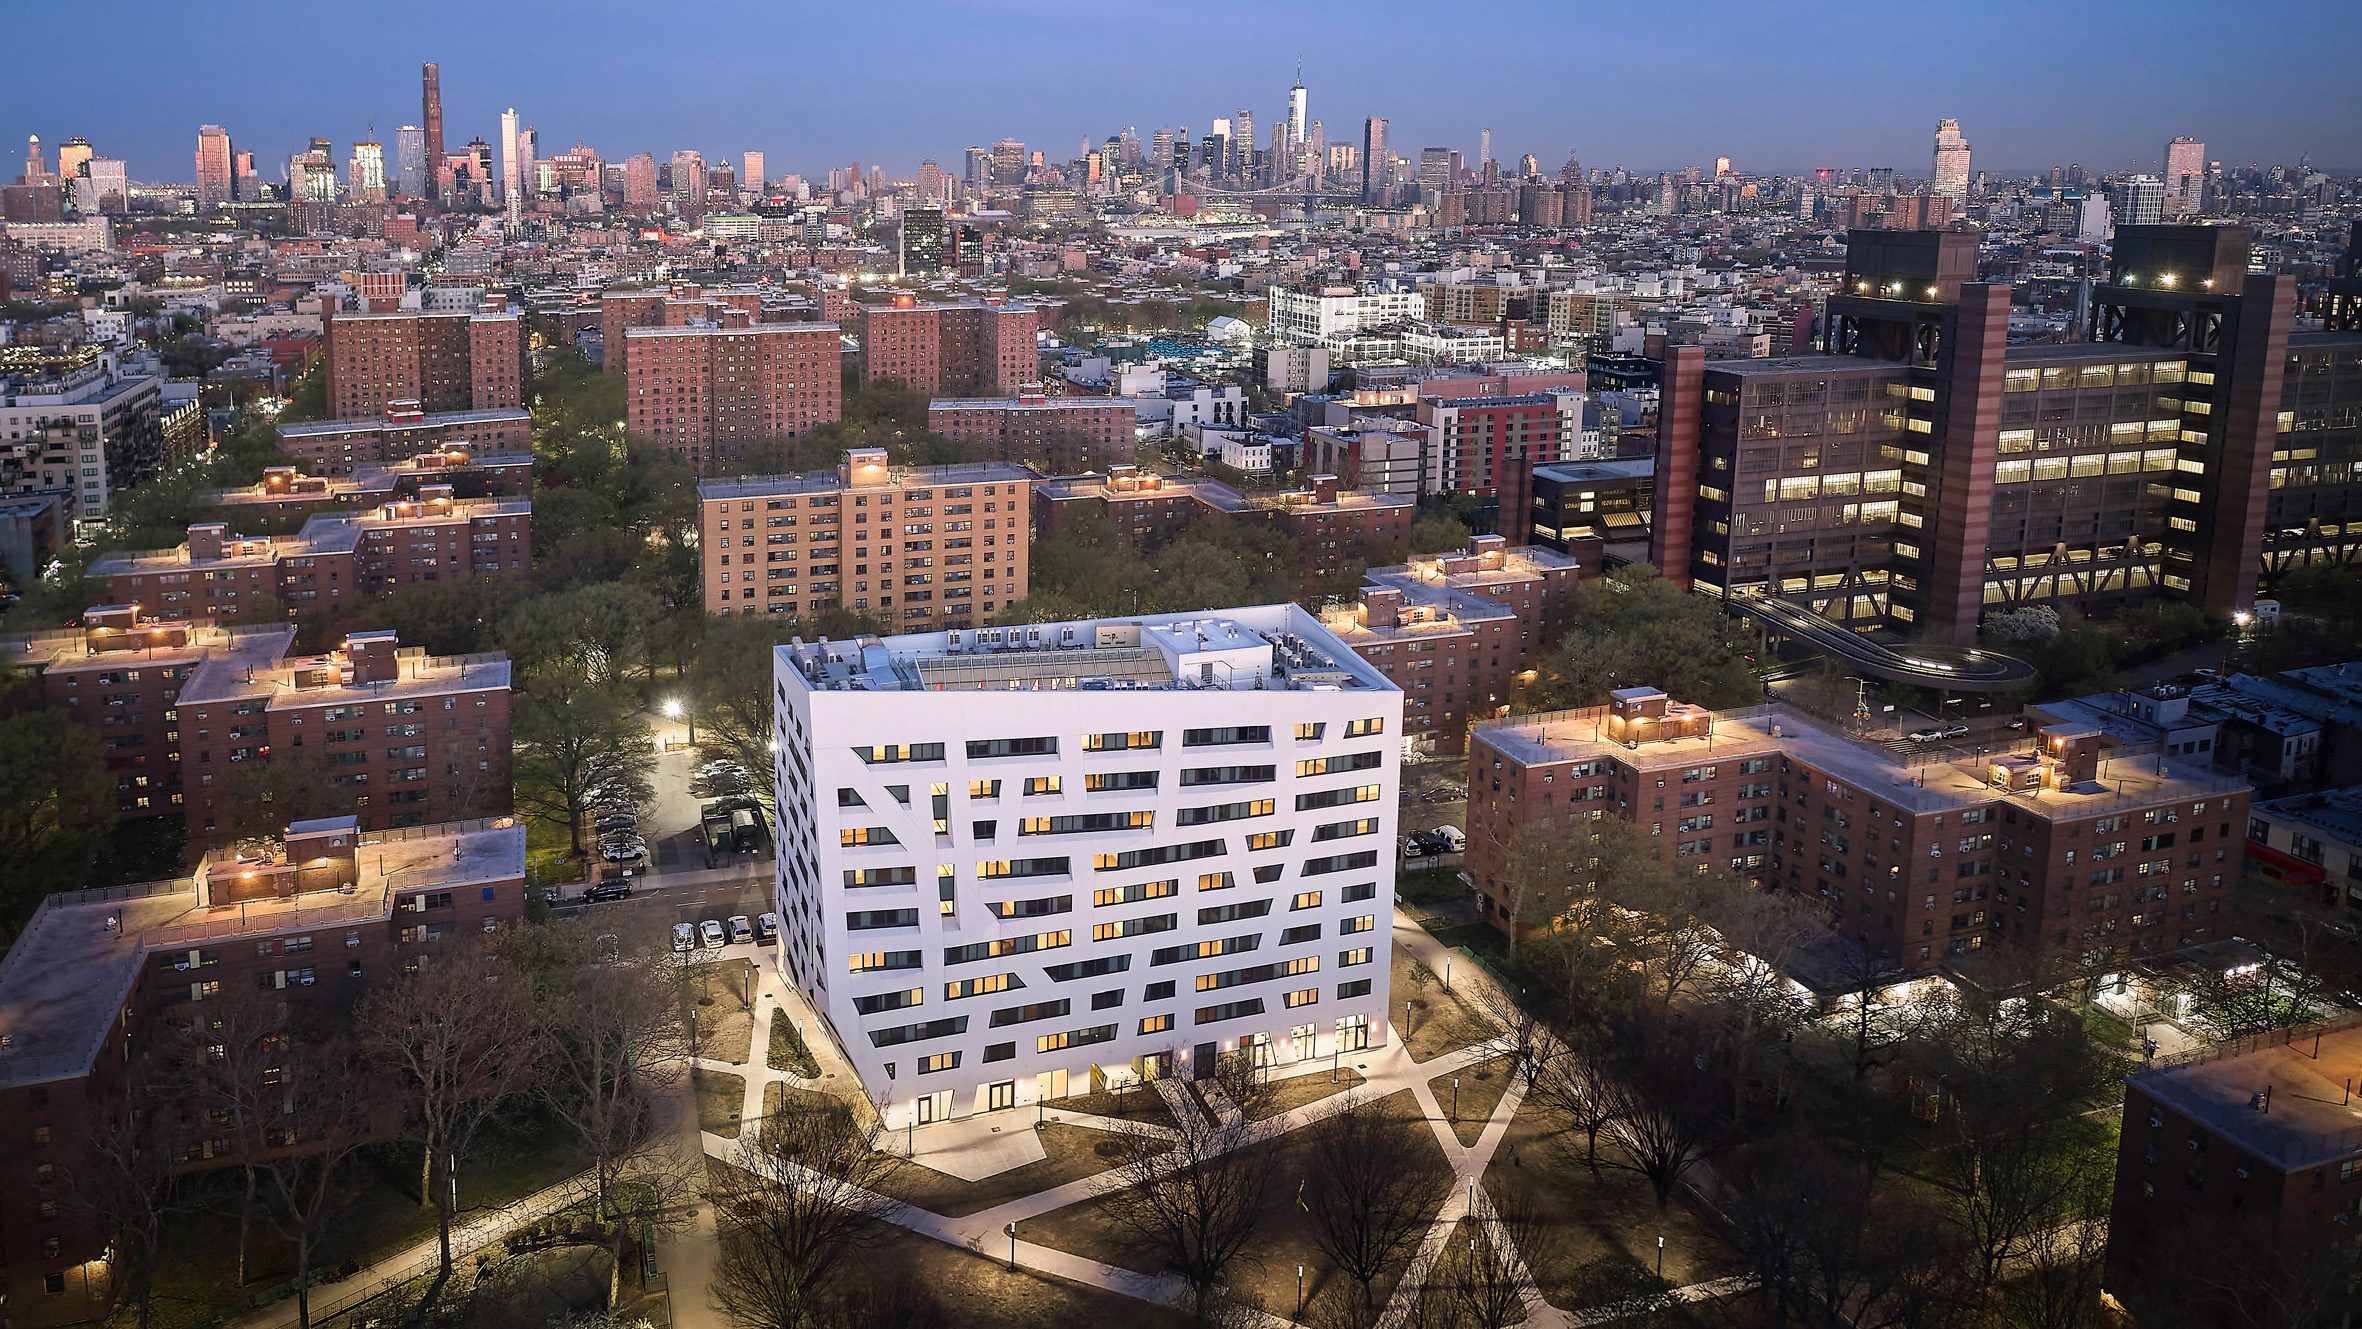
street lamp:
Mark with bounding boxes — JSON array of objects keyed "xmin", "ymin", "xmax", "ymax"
[
  {"xmin": 1008, "ymin": 1221, "xmax": 1019, "ymax": 1268},
  {"xmin": 1296, "ymin": 1264, "xmax": 1306, "ymax": 1319},
  {"xmin": 1451, "ymin": 1075, "xmax": 1460, "ymax": 1123}
]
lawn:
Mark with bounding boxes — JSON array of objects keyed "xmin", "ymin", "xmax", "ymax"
[
  {"xmin": 1476, "ymin": 1094, "xmax": 1734, "ymax": 1311},
  {"xmin": 1393, "ymin": 945, "xmax": 1502, "ymax": 1062},
  {"xmin": 759, "ymin": 1079, "xmax": 844, "ymax": 1125},
  {"xmin": 1022, "ymin": 1088, "xmax": 1452, "ymax": 1319},
  {"xmin": 1244, "ymin": 1066, "xmax": 1366, "ymax": 1122},
  {"xmin": 1399, "ymin": 864, "xmax": 1467, "ymax": 907},
  {"xmin": 1049, "ymin": 1083, "xmax": 1177, "ymax": 1131},
  {"xmin": 1431, "ymin": 1056, "xmax": 1514, "ymax": 1146},
  {"xmin": 872, "ymin": 1121, "xmax": 1136, "ymax": 1218},
  {"xmin": 686, "ymin": 959, "xmax": 757, "ymax": 1063},
  {"xmin": 129, "ymin": 1114, "xmax": 592, "ymax": 1329},
  {"xmin": 767, "ymin": 1015, "xmax": 821, "ymax": 1078},
  {"xmin": 695, "ymin": 1068, "xmax": 747, "ymax": 1138},
  {"xmin": 849, "ymin": 1216, "xmax": 1196, "ymax": 1329}
]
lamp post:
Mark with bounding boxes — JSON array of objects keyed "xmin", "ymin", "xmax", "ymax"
[
  {"xmin": 1007, "ymin": 1221, "xmax": 1018, "ymax": 1270},
  {"xmin": 1657, "ymin": 1235, "xmax": 1665, "ymax": 1278},
  {"xmin": 1405, "ymin": 997, "xmax": 1414, "ymax": 1040},
  {"xmin": 1451, "ymin": 1074, "xmax": 1460, "ymax": 1123},
  {"xmin": 1296, "ymin": 1264, "xmax": 1306, "ymax": 1319},
  {"xmin": 1443, "ymin": 955, "xmax": 1451, "ymax": 990}
]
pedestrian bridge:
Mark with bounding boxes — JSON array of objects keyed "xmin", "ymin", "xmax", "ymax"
[{"xmin": 1730, "ymin": 594, "xmax": 2038, "ymax": 691}]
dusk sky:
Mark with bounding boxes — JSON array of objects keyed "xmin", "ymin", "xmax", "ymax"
[{"xmin": 10, "ymin": 0, "xmax": 2361, "ymax": 186}]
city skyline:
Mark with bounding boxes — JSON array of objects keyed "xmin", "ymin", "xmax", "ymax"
[{"xmin": 7, "ymin": 0, "xmax": 2360, "ymax": 188}]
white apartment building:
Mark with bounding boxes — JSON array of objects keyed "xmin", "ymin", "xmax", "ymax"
[
  {"xmin": 1265, "ymin": 285, "xmax": 1423, "ymax": 344},
  {"xmin": 773, "ymin": 606, "xmax": 1402, "ymax": 1126},
  {"xmin": 0, "ymin": 349, "xmax": 164, "ymax": 522}
]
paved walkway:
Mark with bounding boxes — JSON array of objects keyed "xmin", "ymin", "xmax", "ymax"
[{"xmin": 672, "ymin": 915, "xmax": 1743, "ymax": 1328}]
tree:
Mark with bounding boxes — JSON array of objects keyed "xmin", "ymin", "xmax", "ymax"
[
  {"xmin": 1095, "ymin": 1052, "xmax": 1280, "ymax": 1324},
  {"xmin": 161, "ymin": 988, "xmax": 292, "ymax": 1287},
  {"xmin": 356, "ymin": 942, "xmax": 543, "ymax": 1281},
  {"xmin": 1302, "ymin": 1093, "xmax": 1448, "ymax": 1323},
  {"xmin": 1517, "ymin": 565, "xmax": 1759, "ymax": 713},
  {"xmin": 1600, "ymin": 1023, "xmax": 1728, "ymax": 1211},
  {"xmin": 1486, "ymin": 818, "xmax": 1589, "ymax": 962},
  {"xmin": 690, "ymin": 610, "xmax": 882, "ymax": 808},
  {"xmin": 1695, "ymin": 888, "xmax": 1824, "ymax": 1116},
  {"xmin": 203, "ymin": 747, "xmax": 349, "ymax": 852},
  {"xmin": 1527, "ymin": 1046, "xmax": 1625, "ymax": 1174},
  {"xmin": 61, "ymin": 1059, "xmax": 191, "ymax": 1329},
  {"xmin": 1444, "ymin": 1196, "xmax": 1547, "ymax": 1329},
  {"xmin": 528, "ymin": 923, "xmax": 690, "ymax": 1219},
  {"xmin": 513, "ymin": 660, "xmax": 656, "ymax": 856},
  {"xmin": 0, "ymin": 708, "xmax": 116, "ymax": 919},
  {"xmin": 258, "ymin": 1034, "xmax": 382, "ymax": 1329},
  {"xmin": 707, "ymin": 1098, "xmax": 903, "ymax": 1329}
]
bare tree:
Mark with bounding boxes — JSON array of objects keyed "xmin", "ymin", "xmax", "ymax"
[
  {"xmin": 356, "ymin": 941, "xmax": 544, "ymax": 1280},
  {"xmin": 1489, "ymin": 818, "xmax": 1589, "ymax": 961},
  {"xmin": 59, "ymin": 1062, "xmax": 190, "ymax": 1329},
  {"xmin": 1444, "ymin": 1196, "xmax": 1545, "ymax": 1329},
  {"xmin": 1930, "ymin": 1122, "xmax": 2100, "ymax": 1292},
  {"xmin": 160, "ymin": 986, "xmax": 292, "ymax": 1287},
  {"xmin": 1527, "ymin": 1047, "xmax": 1624, "ymax": 1174},
  {"xmin": 707, "ymin": 1098, "xmax": 902, "ymax": 1329},
  {"xmin": 1600, "ymin": 1027, "xmax": 1727, "ymax": 1212},
  {"xmin": 1303, "ymin": 1092, "xmax": 1449, "ymax": 1323},
  {"xmin": 1474, "ymin": 982, "xmax": 1565, "ymax": 1098},
  {"xmin": 1095, "ymin": 1052, "xmax": 1280, "ymax": 1324},
  {"xmin": 1994, "ymin": 1176, "xmax": 2109, "ymax": 1329},
  {"xmin": 1696, "ymin": 888, "xmax": 1822, "ymax": 1116},
  {"xmin": 257, "ymin": 1035, "xmax": 383, "ymax": 1329},
  {"xmin": 529, "ymin": 924, "xmax": 690, "ymax": 1218}
]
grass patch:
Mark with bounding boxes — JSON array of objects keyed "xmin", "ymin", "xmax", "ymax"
[
  {"xmin": 1399, "ymin": 865, "xmax": 1466, "ymax": 906},
  {"xmin": 852, "ymin": 1215, "xmax": 1196, "ymax": 1329},
  {"xmin": 686, "ymin": 959, "xmax": 756, "ymax": 1064},
  {"xmin": 1393, "ymin": 945, "xmax": 1502, "ymax": 1062},
  {"xmin": 1049, "ymin": 1084, "xmax": 1176, "ymax": 1131},
  {"xmin": 1024, "ymin": 1088, "xmax": 1451, "ymax": 1320},
  {"xmin": 872, "ymin": 1121, "xmax": 1135, "ymax": 1218},
  {"xmin": 1244, "ymin": 1067, "xmax": 1365, "ymax": 1122},
  {"xmin": 760, "ymin": 1079, "xmax": 844, "ymax": 1125},
  {"xmin": 1477, "ymin": 1092, "xmax": 1733, "ymax": 1308},
  {"xmin": 1432, "ymin": 1056, "xmax": 1514, "ymax": 1146},
  {"xmin": 768, "ymin": 1016, "xmax": 821, "ymax": 1078},
  {"xmin": 695, "ymin": 1068, "xmax": 747, "ymax": 1138}
]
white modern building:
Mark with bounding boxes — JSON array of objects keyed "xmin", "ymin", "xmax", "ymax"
[
  {"xmin": 773, "ymin": 606, "xmax": 1402, "ymax": 1125},
  {"xmin": 1265, "ymin": 285, "xmax": 1422, "ymax": 344}
]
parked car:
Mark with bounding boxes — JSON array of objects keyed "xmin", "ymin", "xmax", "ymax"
[
  {"xmin": 2193, "ymin": 668, "xmax": 2225, "ymax": 683},
  {"xmin": 671, "ymin": 922, "xmax": 695, "ymax": 952},
  {"xmin": 585, "ymin": 880, "xmax": 634, "ymax": 903},
  {"xmin": 2005, "ymin": 717, "xmax": 2028, "ymax": 731},
  {"xmin": 1420, "ymin": 787, "xmax": 1459, "ymax": 804},
  {"xmin": 728, "ymin": 915, "xmax": 755, "ymax": 945},
  {"xmin": 1905, "ymin": 728, "xmax": 1947, "ymax": 743},
  {"xmin": 756, "ymin": 912, "xmax": 780, "ymax": 942},
  {"xmin": 601, "ymin": 840, "xmax": 647, "ymax": 862},
  {"xmin": 1402, "ymin": 836, "xmax": 1436, "ymax": 858},
  {"xmin": 1429, "ymin": 825, "xmax": 1467, "ymax": 853},
  {"xmin": 699, "ymin": 920, "xmax": 726, "ymax": 950},
  {"xmin": 595, "ymin": 813, "xmax": 638, "ymax": 834}
]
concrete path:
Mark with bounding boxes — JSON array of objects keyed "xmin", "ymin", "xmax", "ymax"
[{"xmin": 676, "ymin": 919, "xmax": 1745, "ymax": 1329}]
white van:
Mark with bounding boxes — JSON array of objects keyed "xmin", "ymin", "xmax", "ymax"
[{"xmin": 1430, "ymin": 825, "xmax": 1467, "ymax": 853}]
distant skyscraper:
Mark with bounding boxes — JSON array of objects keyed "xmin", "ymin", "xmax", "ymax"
[
  {"xmin": 1234, "ymin": 109, "xmax": 1254, "ymax": 181},
  {"xmin": 668, "ymin": 149, "xmax": 707, "ymax": 214},
  {"xmin": 1931, "ymin": 118, "xmax": 1971, "ymax": 199},
  {"xmin": 421, "ymin": 63, "xmax": 445, "ymax": 198},
  {"xmin": 1417, "ymin": 147, "xmax": 1452, "ymax": 203},
  {"xmin": 499, "ymin": 109, "xmax": 523, "ymax": 224},
  {"xmin": 56, "ymin": 137, "xmax": 92, "ymax": 181},
  {"xmin": 1149, "ymin": 130, "xmax": 1173, "ymax": 180},
  {"xmin": 1478, "ymin": 128, "xmax": 1491, "ymax": 170},
  {"xmin": 234, "ymin": 151, "xmax": 256, "ymax": 200},
  {"xmin": 1519, "ymin": 152, "xmax": 1540, "ymax": 180},
  {"xmin": 915, "ymin": 159, "xmax": 945, "ymax": 204},
  {"xmin": 899, "ymin": 205, "xmax": 946, "ymax": 276},
  {"xmin": 394, "ymin": 125, "xmax": 426, "ymax": 198},
  {"xmin": 195, "ymin": 125, "xmax": 233, "ymax": 208},
  {"xmin": 2114, "ymin": 174, "xmax": 2165, "ymax": 226},
  {"xmin": 2164, "ymin": 136, "xmax": 2206, "ymax": 215},
  {"xmin": 1287, "ymin": 77, "xmax": 1308, "ymax": 158},
  {"xmin": 964, "ymin": 144, "xmax": 988, "ymax": 190},
  {"xmin": 81, "ymin": 157, "xmax": 127, "ymax": 213},
  {"xmin": 742, "ymin": 150, "xmax": 766, "ymax": 194},
  {"xmin": 1714, "ymin": 155, "xmax": 1733, "ymax": 177},
  {"xmin": 23, "ymin": 135, "xmax": 45, "ymax": 184},
  {"xmin": 1361, "ymin": 116, "xmax": 1387, "ymax": 203},
  {"xmin": 990, "ymin": 139, "xmax": 1025, "ymax": 189},
  {"xmin": 349, "ymin": 139, "xmax": 386, "ymax": 202},
  {"xmin": 623, "ymin": 152, "xmax": 657, "ymax": 208}
]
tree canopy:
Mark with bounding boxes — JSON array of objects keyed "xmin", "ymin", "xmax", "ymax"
[{"xmin": 1517, "ymin": 564, "xmax": 1760, "ymax": 712}]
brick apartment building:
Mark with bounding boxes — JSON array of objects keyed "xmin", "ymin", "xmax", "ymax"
[
  {"xmin": 90, "ymin": 493, "xmax": 532, "ymax": 622},
  {"xmin": 599, "ymin": 283, "xmax": 767, "ymax": 373},
  {"xmin": 323, "ymin": 307, "xmax": 526, "ymax": 420},
  {"xmin": 1651, "ymin": 225, "xmax": 2361, "ymax": 641},
  {"xmin": 206, "ymin": 448, "xmax": 533, "ymax": 529},
  {"xmin": 175, "ymin": 626, "xmax": 512, "ymax": 852},
  {"xmin": 1414, "ymin": 390, "xmax": 1589, "ymax": 541},
  {"xmin": 623, "ymin": 318, "xmax": 842, "ymax": 470},
  {"xmin": 857, "ymin": 298, "xmax": 1040, "ymax": 395},
  {"xmin": 2, "ymin": 606, "xmax": 242, "ymax": 819},
  {"xmin": 1315, "ymin": 534, "xmax": 1593, "ymax": 753},
  {"xmin": 698, "ymin": 448, "xmax": 1032, "ymax": 630},
  {"xmin": 0, "ymin": 816, "xmax": 526, "ymax": 1325},
  {"xmin": 1034, "ymin": 467, "xmax": 1417, "ymax": 602},
  {"xmin": 1464, "ymin": 690, "xmax": 2250, "ymax": 970},
  {"xmin": 926, "ymin": 392, "xmax": 1138, "ymax": 472},
  {"xmin": 2104, "ymin": 1021, "xmax": 2362, "ymax": 1324},
  {"xmin": 276, "ymin": 402, "xmax": 531, "ymax": 477}
]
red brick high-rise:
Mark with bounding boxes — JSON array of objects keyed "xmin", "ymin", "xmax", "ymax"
[
  {"xmin": 857, "ymin": 298, "xmax": 1039, "ymax": 395},
  {"xmin": 623, "ymin": 318, "xmax": 842, "ymax": 471},
  {"xmin": 324, "ymin": 308, "xmax": 526, "ymax": 420}
]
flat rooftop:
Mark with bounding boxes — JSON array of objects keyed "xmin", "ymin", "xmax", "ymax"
[
  {"xmin": 176, "ymin": 640, "xmax": 507, "ymax": 708},
  {"xmin": 0, "ymin": 820, "xmax": 525, "ymax": 1089},
  {"xmin": 1535, "ymin": 458, "xmax": 1656, "ymax": 484},
  {"xmin": 698, "ymin": 461, "xmax": 1036, "ymax": 502},
  {"xmin": 2255, "ymin": 787, "xmax": 2362, "ymax": 846},
  {"xmin": 780, "ymin": 604, "xmax": 1396, "ymax": 696},
  {"xmin": 623, "ymin": 320, "xmax": 840, "ymax": 338},
  {"xmin": 2134, "ymin": 1021, "xmax": 2362, "ymax": 1171},
  {"xmin": 1476, "ymin": 701, "xmax": 2246, "ymax": 818},
  {"xmin": 276, "ymin": 407, "xmax": 531, "ymax": 438},
  {"xmin": 927, "ymin": 396, "xmax": 1135, "ymax": 411}
]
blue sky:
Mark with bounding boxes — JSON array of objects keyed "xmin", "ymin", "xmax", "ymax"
[{"xmin": 6, "ymin": 0, "xmax": 2358, "ymax": 185}]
